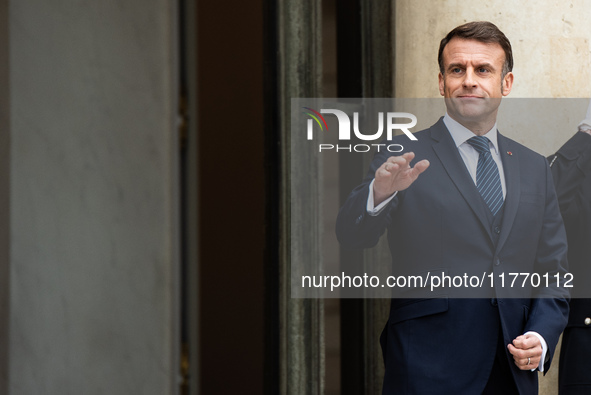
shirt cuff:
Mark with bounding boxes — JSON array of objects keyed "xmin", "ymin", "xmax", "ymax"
[
  {"xmin": 366, "ymin": 179, "xmax": 397, "ymax": 216},
  {"xmin": 524, "ymin": 331, "xmax": 548, "ymax": 372}
]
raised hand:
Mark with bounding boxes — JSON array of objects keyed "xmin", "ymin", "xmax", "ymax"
[{"xmin": 373, "ymin": 152, "xmax": 430, "ymax": 205}]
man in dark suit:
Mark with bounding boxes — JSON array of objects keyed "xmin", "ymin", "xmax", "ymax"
[
  {"xmin": 336, "ymin": 21, "xmax": 569, "ymax": 394},
  {"xmin": 548, "ymin": 102, "xmax": 591, "ymax": 395}
]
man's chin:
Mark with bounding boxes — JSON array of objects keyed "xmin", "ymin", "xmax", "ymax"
[{"xmin": 446, "ymin": 98, "xmax": 501, "ymax": 123}]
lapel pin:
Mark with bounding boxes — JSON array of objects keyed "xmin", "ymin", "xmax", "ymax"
[{"xmin": 507, "ymin": 151, "xmax": 513, "ymax": 156}]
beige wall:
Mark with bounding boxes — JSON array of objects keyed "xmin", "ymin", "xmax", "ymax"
[
  {"xmin": 394, "ymin": 1, "xmax": 591, "ymax": 153},
  {"xmin": 394, "ymin": 0, "xmax": 591, "ymax": 156},
  {"xmin": 395, "ymin": 1, "xmax": 591, "ymax": 155},
  {"xmin": 395, "ymin": 0, "xmax": 591, "ymax": 98}
]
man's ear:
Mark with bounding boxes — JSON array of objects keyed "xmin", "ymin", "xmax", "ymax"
[
  {"xmin": 502, "ymin": 71, "xmax": 514, "ymax": 96},
  {"xmin": 438, "ymin": 72, "xmax": 445, "ymax": 96}
]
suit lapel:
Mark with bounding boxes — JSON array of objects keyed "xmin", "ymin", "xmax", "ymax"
[
  {"xmin": 429, "ymin": 119, "xmax": 493, "ymax": 241},
  {"xmin": 495, "ymin": 133, "xmax": 520, "ymax": 254}
]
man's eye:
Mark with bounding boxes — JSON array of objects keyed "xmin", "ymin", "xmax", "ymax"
[
  {"xmin": 451, "ymin": 68, "xmax": 462, "ymax": 73},
  {"xmin": 478, "ymin": 68, "xmax": 489, "ymax": 73}
]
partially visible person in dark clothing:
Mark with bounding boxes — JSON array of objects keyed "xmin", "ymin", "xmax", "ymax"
[{"xmin": 549, "ymin": 100, "xmax": 591, "ymax": 395}]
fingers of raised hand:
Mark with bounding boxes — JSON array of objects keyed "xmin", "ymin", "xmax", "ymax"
[
  {"xmin": 385, "ymin": 155, "xmax": 410, "ymax": 170},
  {"xmin": 410, "ymin": 159, "xmax": 430, "ymax": 177},
  {"xmin": 377, "ymin": 163, "xmax": 397, "ymax": 180},
  {"xmin": 379, "ymin": 157, "xmax": 405, "ymax": 177}
]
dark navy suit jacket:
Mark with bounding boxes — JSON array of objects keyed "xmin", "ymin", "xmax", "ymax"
[{"xmin": 336, "ymin": 118, "xmax": 570, "ymax": 394}]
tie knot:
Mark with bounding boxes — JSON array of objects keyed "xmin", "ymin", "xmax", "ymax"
[{"xmin": 467, "ymin": 136, "xmax": 491, "ymax": 155}]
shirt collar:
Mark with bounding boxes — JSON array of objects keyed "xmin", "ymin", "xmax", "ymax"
[{"xmin": 443, "ymin": 113, "xmax": 499, "ymax": 154}]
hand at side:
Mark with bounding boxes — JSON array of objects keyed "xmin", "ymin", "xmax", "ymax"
[{"xmin": 507, "ymin": 334, "xmax": 542, "ymax": 370}]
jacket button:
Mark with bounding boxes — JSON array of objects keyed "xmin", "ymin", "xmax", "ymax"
[
  {"xmin": 494, "ymin": 258, "xmax": 500, "ymax": 266},
  {"xmin": 490, "ymin": 298, "xmax": 497, "ymax": 306},
  {"xmin": 585, "ymin": 317, "xmax": 591, "ymax": 326},
  {"xmin": 494, "ymin": 226, "xmax": 501, "ymax": 234}
]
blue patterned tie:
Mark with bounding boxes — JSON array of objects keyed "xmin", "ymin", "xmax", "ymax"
[{"xmin": 467, "ymin": 136, "xmax": 504, "ymax": 215}]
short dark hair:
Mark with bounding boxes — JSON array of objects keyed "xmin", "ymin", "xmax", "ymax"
[{"xmin": 438, "ymin": 21, "xmax": 513, "ymax": 77}]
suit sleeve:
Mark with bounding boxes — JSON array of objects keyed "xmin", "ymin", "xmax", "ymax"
[{"xmin": 336, "ymin": 150, "xmax": 401, "ymax": 249}]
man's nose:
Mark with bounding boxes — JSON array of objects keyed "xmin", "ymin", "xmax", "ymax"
[{"xmin": 462, "ymin": 68, "xmax": 477, "ymax": 88}]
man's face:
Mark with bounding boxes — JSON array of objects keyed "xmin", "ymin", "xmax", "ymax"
[{"xmin": 438, "ymin": 38, "xmax": 513, "ymax": 130}]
